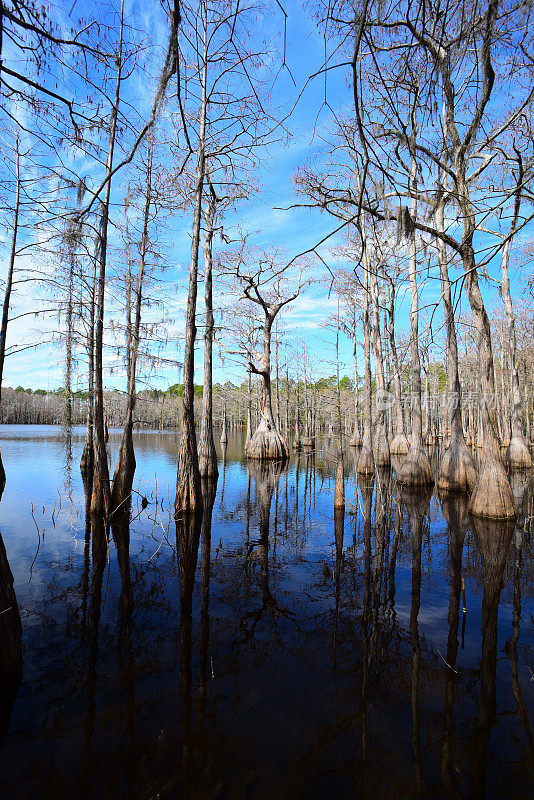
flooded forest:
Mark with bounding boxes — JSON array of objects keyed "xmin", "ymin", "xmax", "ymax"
[{"xmin": 0, "ymin": 0, "xmax": 533, "ymax": 798}]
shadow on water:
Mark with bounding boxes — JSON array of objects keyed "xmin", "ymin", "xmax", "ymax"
[
  {"xmin": 0, "ymin": 532, "xmax": 22, "ymax": 747},
  {"xmin": 0, "ymin": 481, "xmax": 22, "ymax": 750},
  {"xmin": 0, "ymin": 430, "xmax": 532, "ymax": 799}
]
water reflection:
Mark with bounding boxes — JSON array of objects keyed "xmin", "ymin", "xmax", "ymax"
[
  {"xmin": 439, "ymin": 493, "xmax": 469, "ymax": 795},
  {"xmin": 0, "ymin": 529, "xmax": 22, "ymax": 748},
  {"xmin": 241, "ymin": 460, "xmax": 288, "ymax": 633},
  {"xmin": 470, "ymin": 517, "xmax": 514, "ymax": 799},
  {"xmin": 110, "ymin": 510, "xmax": 135, "ymax": 799},
  {"xmin": 0, "ymin": 430, "xmax": 531, "ymax": 799}
]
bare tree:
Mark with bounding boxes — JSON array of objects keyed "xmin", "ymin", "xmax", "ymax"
[
  {"xmin": 226, "ymin": 250, "xmax": 307, "ymax": 460},
  {"xmin": 0, "ymin": 133, "xmax": 20, "ymax": 486},
  {"xmin": 173, "ymin": 0, "xmax": 281, "ymax": 514},
  {"xmin": 111, "ymin": 139, "xmax": 156, "ymax": 510}
]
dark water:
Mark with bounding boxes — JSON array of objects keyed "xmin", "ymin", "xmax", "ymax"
[{"xmin": 0, "ymin": 425, "xmax": 532, "ymax": 799}]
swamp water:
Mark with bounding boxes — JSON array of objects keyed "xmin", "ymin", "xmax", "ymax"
[{"xmin": 0, "ymin": 424, "xmax": 532, "ymax": 799}]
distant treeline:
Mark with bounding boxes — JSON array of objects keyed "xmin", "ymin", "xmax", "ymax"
[
  {"xmin": 3, "ymin": 348, "xmax": 532, "ymax": 448},
  {"xmin": 1, "ymin": 377, "xmax": 361, "ymax": 431}
]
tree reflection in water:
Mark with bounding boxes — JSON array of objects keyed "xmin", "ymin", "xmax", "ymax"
[
  {"xmin": 439, "ymin": 492, "xmax": 470, "ymax": 795},
  {"xmin": 0, "ymin": 432, "xmax": 532, "ymax": 799},
  {"xmin": 0, "ymin": 514, "xmax": 22, "ymax": 747},
  {"xmin": 470, "ymin": 516, "xmax": 514, "ymax": 800}
]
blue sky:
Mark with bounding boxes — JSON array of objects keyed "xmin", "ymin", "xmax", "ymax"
[{"xmin": 0, "ymin": 0, "xmax": 531, "ymax": 392}]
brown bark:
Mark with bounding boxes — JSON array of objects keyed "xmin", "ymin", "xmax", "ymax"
[
  {"xmin": 501, "ymin": 153, "xmax": 532, "ymax": 468},
  {"xmin": 349, "ymin": 325, "xmax": 362, "ymax": 446},
  {"xmin": 357, "ymin": 267, "xmax": 374, "ymax": 475},
  {"xmin": 0, "ymin": 138, "xmax": 20, "ymax": 488},
  {"xmin": 387, "ymin": 279, "xmax": 409, "ymax": 455},
  {"xmin": 293, "ymin": 362, "xmax": 301, "ymax": 449},
  {"xmin": 111, "ymin": 141, "xmax": 153, "ymax": 511},
  {"xmin": 397, "ymin": 139, "xmax": 433, "ymax": 487},
  {"xmin": 367, "ymin": 247, "xmax": 390, "ymax": 467},
  {"xmin": 176, "ymin": 8, "xmax": 208, "ymax": 517},
  {"xmin": 80, "ymin": 259, "xmax": 96, "ymax": 480},
  {"xmin": 462, "ymin": 239, "xmax": 516, "ymax": 517},
  {"xmin": 334, "ymin": 450, "xmax": 345, "ymax": 508},
  {"xmin": 435, "ymin": 180, "xmax": 476, "ymax": 492},
  {"xmin": 245, "ymin": 309, "xmax": 288, "ymax": 461},
  {"xmin": 90, "ymin": 4, "xmax": 124, "ymax": 517},
  {"xmin": 438, "ymin": 7, "xmax": 515, "ymax": 517},
  {"xmin": 198, "ymin": 188, "xmax": 218, "ymax": 478}
]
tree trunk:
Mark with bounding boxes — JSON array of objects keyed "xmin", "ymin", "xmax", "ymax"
[
  {"xmin": 349, "ymin": 321, "xmax": 362, "ymax": 446},
  {"xmin": 438, "ymin": 44, "xmax": 516, "ymax": 516},
  {"xmin": 112, "ymin": 141, "xmax": 153, "ymax": 511},
  {"xmin": 246, "ymin": 312, "xmax": 288, "ymax": 461},
  {"xmin": 0, "ymin": 138, "xmax": 20, "ymax": 488},
  {"xmin": 387, "ymin": 281, "xmax": 409, "ymax": 455},
  {"xmin": 357, "ymin": 267, "xmax": 374, "ymax": 475},
  {"xmin": 334, "ymin": 450, "xmax": 345, "ymax": 508},
  {"xmin": 435, "ymin": 182, "xmax": 476, "ymax": 492},
  {"xmin": 462, "ymin": 240, "xmax": 516, "ymax": 517},
  {"xmin": 246, "ymin": 322, "xmax": 253, "ymax": 447},
  {"xmin": 81, "ymin": 261, "xmax": 96, "ymax": 480},
  {"xmin": 367, "ymin": 247, "xmax": 390, "ymax": 468},
  {"xmin": 176, "ymin": 11, "xmax": 208, "ymax": 516},
  {"xmin": 198, "ymin": 189, "xmax": 218, "ymax": 478},
  {"xmin": 501, "ymin": 162, "xmax": 531, "ymax": 468},
  {"xmin": 397, "ymin": 140, "xmax": 433, "ymax": 487},
  {"xmin": 91, "ymin": 3, "xmax": 124, "ymax": 517},
  {"xmin": 293, "ymin": 363, "xmax": 301, "ymax": 449}
]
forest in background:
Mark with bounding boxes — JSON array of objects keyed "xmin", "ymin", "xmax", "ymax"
[{"xmin": 3, "ymin": 298, "xmax": 533, "ymax": 443}]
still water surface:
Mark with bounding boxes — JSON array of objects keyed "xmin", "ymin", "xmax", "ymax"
[{"xmin": 0, "ymin": 425, "xmax": 532, "ymax": 799}]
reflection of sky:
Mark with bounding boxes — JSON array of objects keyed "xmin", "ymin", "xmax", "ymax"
[
  {"xmin": 1, "ymin": 426, "xmax": 532, "ymax": 669},
  {"xmin": 0, "ymin": 426, "xmax": 532, "ymax": 797}
]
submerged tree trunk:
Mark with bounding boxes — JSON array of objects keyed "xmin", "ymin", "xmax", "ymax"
[{"xmin": 198, "ymin": 188, "xmax": 218, "ymax": 478}]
